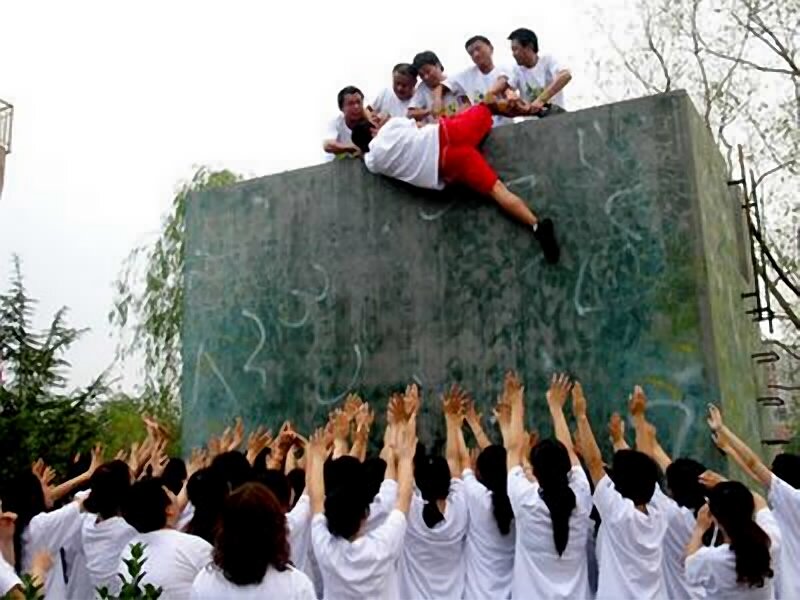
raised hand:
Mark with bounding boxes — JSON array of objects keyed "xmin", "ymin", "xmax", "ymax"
[
  {"xmin": 629, "ymin": 385, "xmax": 647, "ymax": 420},
  {"xmin": 442, "ymin": 384, "xmax": 468, "ymax": 420},
  {"xmin": 188, "ymin": 448, "xmax": 209, "ymax": 476},
  {"xmin": 493, "ymin": 396, "xmax": 512, "ymax": 437},
  {"xmin": 695, "ymin": 503, "xmax": 713, "ymax": 530},
  {"xmin": 229, "ymin": 417, "xmax": 245, "ymax": 451},
  {"xmin": 88, "ymin": 444, "xmax": 104, "ymax": 475},
  {"xmin": 699, "ymin": 469, "xmax": 727, "ymax": 489},
  {"xmin": 404, "ymin": 383, "xmax": 420, "ymax": 418},
  {"xmin": 246, "ymin": 426, "xmax": 273, "ymax": 465},
  {"xmin": 609, "ymin": 412, "xmax": 625, "ymax": 444},
  {"xmin": 546, "ymin": 373, "xmax": 572, "ymax": 410},
  {"xmin": 343, "ymin": 394, "xmax": 364, "ymax": 421},
  {"xmin": 355, "ymin": 403, "xmax": 374, "ymax": 431},
  {"xmin": 503, "ymin": 371, "xmax": 524, "ymax": 407},
  {"xmin": 388, "ymin": 392, "xmax": 407, "ymax": 425},
  {"xmin": 707, "ymin": 404, "xmax": 724, "ymax": 432},
  {"xmin": 330, "ymin": 409, "xmax": 350, "ymax": 440},
  {"xmin": 464, "ymin": 399, "xmax": 482, "ymax": 426},
  {"xmin": 571, "ymin": 382, "xmax": 588, "ymax": 418}
]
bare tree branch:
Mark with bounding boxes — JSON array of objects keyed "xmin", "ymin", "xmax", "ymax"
[
  {"xmin": 701, "ymin": 46, "xmax": 796, "ymax": 75},
  {"xmin": 645, "ymin": 13, "xmax": 672, "ymax": 92},
  {"xmin": 754, "ymin": 159, "xmax": 799, "ymax": 189}
]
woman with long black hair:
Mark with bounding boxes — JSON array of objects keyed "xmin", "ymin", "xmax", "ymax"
[
  {"xmin": 686, "ymin": 480, "xmax": 780, "ymax": 599},
  {"xmin": 397, "ymin": 386, "xmax": 470, "ymax": 600},
  {"xmin": 499, "ymin": 373, "xmax": 592, "ymax": 600}
]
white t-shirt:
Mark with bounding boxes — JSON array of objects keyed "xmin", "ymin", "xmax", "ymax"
[
  {"xmin": 21, "ymin": 501, "xmax": 82, "ymax": 600},
  {"xmin": 593, "ymin": 474, "xmax": 668, "ymax": 600},
  {"xmin": 287, "ymin": 494, "xmax": 311, "ymax": 572},
  {"xmin": 311, "ymin": 508, "xmax": 407, "ymax": 600},
  {"xmin": 323, "ymin": 114, "xmax": 354, "ymax": 162},
  {"xmin": 501, "ymin": 55, "xmax": 567, "ymax": 109},
  {"xmin": 0, "ymin": 555, "xmax": 21, "ymax": 596},
  {"xmin": 370, "ymin": 87, "xmax": 413, "ymax": 119},
  {"xmin": 119, "ymin": 529, "xmax": 213, "ymax": 600},
  {"xmin": 397, "ymin": 479, "xmax": 469, "ymax": 600},
  {"xmin": 363, "ymin": 117, "xmax": 442, "ymax": 190},
  {"xmin": 649, "ymin": 487, "xmax": 706, "ymax": 600},
  {"xmin": 686, "ymin": 508, "xmax": 781, "ymax": 600},
  {"xmin": 462, "ymin": 469, "xmax": 515, "ymax": 600},
  {"xmin": 450, "ymin": 64, "xmax": 512, "ymax": 127},
  {"xmin": 65, "ymin": 514, "xmax": 93, "ymax": 600},
  {"xmin": 364, "ymin": 479, "xmax": 399, "ymax": 535},
  {"xmin": 508, "ymin": 464, "xmax": 592, "ymax": 600},
  {"xmin": 82, "ymin": 514, "xmax": 138, "ymax": 592},
  {"xmin": 408, "ymin": 80, "xmax": 464, "ymax": 123},
  {"xmin": 177, "ymin": 502, "xmax": 195, "ymax": 532},
  {"xmin": 768, "ymin": 474, "xmax": 800, "ymax": 600},
  {"xmin": 190, "ymin": 563, "xmax": 316, "ymax": 600}
]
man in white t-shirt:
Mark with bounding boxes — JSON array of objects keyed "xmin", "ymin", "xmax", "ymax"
[
  {"xmin": 350, "ymin": 102, "xmax": 560, "ymax": 264},
  {"xmin": 408, "ymin": 51, "xmax": 469, "ymax": 124},
  {"xmin": 368, "ymin": 63, "xmax": 418, "ymax": 119},
  {"xmin": 489, "ymin": 27, "xmax": 572, "ymax": 117},
  {"xmin": 118, "ymin": 479, "xmax": 212, "ymax": 600},
  {"xmin": 323, "ymin": 85, "xmax": 368, "ymax": 162},
  {"xmin": 451, "ymin": 35, "xmax": 512, "ymax": 127}
]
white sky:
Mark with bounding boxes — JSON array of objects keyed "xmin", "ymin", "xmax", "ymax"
[{"xmin": 1, "ymin": 0, "xmax": 624, "ymax": 392}]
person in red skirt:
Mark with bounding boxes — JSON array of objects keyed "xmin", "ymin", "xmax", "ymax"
[{"xmin": 350, "ymin": 100, "xmax": 559, "ymax": 264}]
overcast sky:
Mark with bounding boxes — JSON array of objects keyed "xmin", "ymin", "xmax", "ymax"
[{"xmin": 1, "ymin": 0, "xmax": 627, "ymax": 392}]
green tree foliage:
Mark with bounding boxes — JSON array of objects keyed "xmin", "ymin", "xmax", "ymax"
[
  {"xmin": 109, "ymin": 168, "xmax": 242, "ymax": 419},
  {"xmin": 0, "ymin": 256, "xmax": 106, "ymax": 483}
]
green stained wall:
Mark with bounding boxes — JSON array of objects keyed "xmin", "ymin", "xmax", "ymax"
[{"xmin": 182, "ymin": 91, "xmax": 762, "ymax": 464}]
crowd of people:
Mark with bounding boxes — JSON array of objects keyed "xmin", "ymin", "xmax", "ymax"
[
  {"xmin": 321, "ymin": 28, "xmax": 572, "ymax": 265},
  {"xmin": 0, "ymin": 372, "xmax": 797, "ymax": 599}
]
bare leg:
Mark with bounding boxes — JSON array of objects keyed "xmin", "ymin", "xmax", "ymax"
[{"xmin": 489, "ymin": 180, "xmax": 539, "ymax": 227}]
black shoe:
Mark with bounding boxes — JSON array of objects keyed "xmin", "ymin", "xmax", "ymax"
[{"xmin": 534, "ymin": 218, "xmax": 560, "ymax": 264}]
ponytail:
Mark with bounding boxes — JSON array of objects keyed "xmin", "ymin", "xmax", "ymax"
[
  {"xmin": 531, "ymin": 439, "xmax": 576, "ymax": 556},
  {"xmin": 416, "ymin": 455, "xmax": 451, "ymax": 530},
  {"xmin": 476, "ymin": 445, "xmax": 514, "ymax": 535},
  {"xmin": 709, "ymin": 482, "xmax": 774, "ymax": 588},
  {"xmin": 540, "ymin": 481, "xmax": 577, "ymax": 556}
]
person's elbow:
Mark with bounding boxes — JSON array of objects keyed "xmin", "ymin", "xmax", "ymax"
[
  {"xmin": 558, "ymin": 70, "xmax": 573, "ymax": 84},
  {"xmin": 322, "ymin": 139, "xmax": 336, "ymax": 153}
]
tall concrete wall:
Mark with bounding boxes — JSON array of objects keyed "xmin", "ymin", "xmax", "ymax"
[{"xmin": 182, "ymin": 91, "xmax": 762, "ymax": 464}]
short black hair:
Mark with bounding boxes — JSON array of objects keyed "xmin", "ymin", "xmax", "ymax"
[
  {"xmin": 412, "ymin": 51, "xmax": 443, "ymax": 72},
  {"xmin": 611, "ymin": 449, "xmax": 660, "ymax": 505},
  {"xmin": 393, "ymin": 63, "xmax": 417, "ymax": 79},
  {"xmin": 508, "ymin": 28, "xmax": 539, "ymax": 52},
  {"xmin": 465, "ymin": 35, "xmax": 492, "ymax": 50},
  {"xmin": 337, "ymin": 86, "xmax": 364, "ymax": 110},
  {"xmin": 123, "ymin": 478, "xmax": 170, "ymax": 533},
  {"xmin": 350, "ymin": 120, "xmax": 374, "ymax": 154}
]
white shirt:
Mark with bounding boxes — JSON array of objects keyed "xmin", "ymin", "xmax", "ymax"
[
  {"xmin": 323, "ymin": 114, "xmax": 354, "ymax": 162},
  {"xmin": 397, "ymin": 479, "xmax": 469, "ymax": 600},
  {"xmin": 408, "ymin": 80, "xmax": 464, "ymax": 123},
  {"xmin": 0, "ymin": 555, "xmax": 20, "ymax": 596},
  {"xmin": 364, "ymin": 118, "xmax": 442, "ymax": 190},
  {"xmin": 649, "ymin": 487, "xmax": 706, "ymax": 600},
  {"xmin": 21, "ymin": 501, "xmax": 82, "ymax": 600},
  {"xmin": 119, "ymin": 529, "xmax": 213, "ymax": 600},
  {"xmin": 288, "ymin": 494, "xmax": 312, "ymax": 572},
  {"xmin": 686, "ymin": 508, "xmax": 781, "ymax": 600},
  {"xmin": 768, "ymin": 474, "xmax": 800, "ymax": 600},
  {"xmin": 462, "ymin": 469, "xmax": 515, "ymax": 600},
  {"xmin": 508, "ymin": 465, "xmax": 592, "ymax": 600},
  {"xmin": 364, "ymin": 479, "xmax": 399, "ymax": 534},
  {"xmin": 370, "ymin": 87, "xmax": 414, "ymax": 119},
  {"xmin": 593, "ymin": 474, "xmax": 668, "ymax": 600},
  {"xmin": 82, "ymin": 514, "xmax": 138, "ymax": 593},
  {"xmin": 177, "ymin": 502, "xmax": 195, "ymax": 532},
  {"xmin": 502, "ymin": 55, "xmax": 567, "ymax": 109},
  {"xmin": 450, "ymin": 65, "xmax": 512, "ymax": 127},
  {"xmin": 190, "ymin": 563, "xmax": 316, "ymax": 600},
  {"xmin": 311, "ymin": 508, "xmax": 407, "ymax": 600}
]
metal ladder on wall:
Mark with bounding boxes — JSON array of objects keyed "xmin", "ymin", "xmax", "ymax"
[{"xmin": 0, "ymin": 99, "xmax": 13, "ymax": 200}]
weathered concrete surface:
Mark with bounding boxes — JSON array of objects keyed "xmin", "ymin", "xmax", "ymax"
[{"xmin": 182, "ymin": 91, "xmax": 762, "ymax": 465}]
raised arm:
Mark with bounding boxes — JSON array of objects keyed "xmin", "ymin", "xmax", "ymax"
[
  {"xmin": 707, "ymin": 405, "xmax": 771, "ymax": 487},
  {"xmin": 307, "ymin": 429, "xmax": 329, "ymax": 515},
  {"xmin": 464, "ymin": 400, "xmax": 491, "ymax": 450},
  {"xmin": 686, "ymin": 504, "xmax": 713, "ymax": 557},
  {"xmin": 443, "ymin": 385, "xmax": 468, "ymax": 478},
  {"xmin": 330, "ymin": 409, "xmax": 351, "ymax": 460},
  {"xmin": 502, "ymin": 372, "xmax": 526, "ymax": 471},
  {"xmin": 349, "ymin": 403, "xmax": 373, "ymax": 462},
  {"xmin": 628, "ymin": 386, "xmax": 672, "ymax": 471},
  {"xmin": 44, "ymin": 445, "xmax": 103, "ymax": 504},
  {"xmin": 572, "ymin": 383, "xmax": 605, "ymax": 485},
  {"xmin": 546, "ymin": 373, "xmax": 579, "ymax": 466},
  {"xmin": 394, "ymin": 389, "xmax": 419, "ymax": 514}
]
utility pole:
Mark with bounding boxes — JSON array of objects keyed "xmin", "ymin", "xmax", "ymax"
[{"xmin": 0, "ymin": 99, "xmax": 13, "ymax": 201}]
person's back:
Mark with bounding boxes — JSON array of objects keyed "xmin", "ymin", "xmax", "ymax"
[
  {"xmin": 767, "ymin": 454, "xmax": 800, "ymax": 600},
  {"xmin": 462, "ymin": 451, "xmax": 515, "ymax": 600},
  {"xmin": 82, "ymin": 515, "xmax": 137, "ymax": 591},
  {"xmin": 509, "ymin": 463, "xmax": 592, "ymax": 599},
  {"xmin": 363, "ymin": 117, "xmax": 442, "ymax": 191},
  {"xmin": 397, "ymin": 476, "xmax": 468, "ymax": 600},
  {"xmin": 191, "ymin": 564, "xmax": 314, "ymax": 600},
  {"xmin": 122, "ymin": 529, "xmax": 212, "ymax": 600},
  {"xmin": 594, "ymin": 477, "xmax": 668, "ymax": 599}
]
